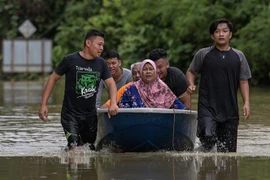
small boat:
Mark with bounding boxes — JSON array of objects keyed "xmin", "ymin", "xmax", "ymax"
[{"xmin": 96, "ymin": 108, "xmax": 198, "ymax": 152}]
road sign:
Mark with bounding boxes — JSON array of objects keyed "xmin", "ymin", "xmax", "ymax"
[{"xmin": 18, "ymin": 19, "xmax": 36, "ymax": 38}]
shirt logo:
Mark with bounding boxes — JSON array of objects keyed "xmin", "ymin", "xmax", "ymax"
[{"xmin": 76, "ymin": 71, "xmax": 98, "ymax": 99}]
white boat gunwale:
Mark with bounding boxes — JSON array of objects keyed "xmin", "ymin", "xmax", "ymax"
[{"xmin": 97, "ymin": 108, "xmax": 197, "ymax": 115}]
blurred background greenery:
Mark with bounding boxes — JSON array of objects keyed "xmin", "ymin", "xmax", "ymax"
[{"xmin": 0, "ymin": 0, "xmax": 269, "ymax": 86}]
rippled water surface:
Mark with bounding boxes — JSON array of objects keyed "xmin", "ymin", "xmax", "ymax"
[{"xmin": 0, "ymin": 80, "xmax": 270, "ymax": 179}]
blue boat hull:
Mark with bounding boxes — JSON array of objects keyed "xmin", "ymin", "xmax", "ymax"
[{"xmin": 96, "ymin": 108, "xmax": 198, "ymax": 152}]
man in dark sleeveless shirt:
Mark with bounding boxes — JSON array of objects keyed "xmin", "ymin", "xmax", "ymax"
[
  {"xmin": 186, "ymin": 19, "xmax": 252, "ymax": 152},
  {"xmin": 38, "ymin": 30, "xmax": 119, "ymax": 150}
]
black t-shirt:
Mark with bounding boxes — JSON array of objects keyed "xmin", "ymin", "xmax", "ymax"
[
  {"xmin": 55, "ymin": 52, "xmax": 111, "ymax": 116},
  {"xmin": 164, "ymin": 67, "xmax": 188, "ymax": 97},
  {"xmin": 190, "ymin": 46, "xmax": 252, "ymax": 122}
]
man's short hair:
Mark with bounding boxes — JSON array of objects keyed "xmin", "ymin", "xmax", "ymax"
[
  {"xmin": 149, "ymin": 48, "xmax": 167, "ymax": 61},
  {"xmin": 83, "ymin": 29, "xmax": 105, "ymax": 46},
  {"xmin": 130, "ymin": 62, "xmax": 141, "ymax": 70},
  {"xmin": 209, "ymin": 18, "xmax": 233, "ymax": 35},
  {"xmin": 102, "ymin": 50, "xmax": 120, "ymax": 60}
]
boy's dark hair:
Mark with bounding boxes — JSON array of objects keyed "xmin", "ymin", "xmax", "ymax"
[
  {"xmin": 149, "ymin": 48, "xmax": 167, "ymax": 61},
  {"xmin": 209, "ymin": 18, "xmax": 233, "ymax": 35},
  {"xmin": 84, "ymin": 29, "xmax": 105, "ymax": 46},
  {"xmin": 102, "ymin": 50, "xmax": 120, "ymax": 60}
]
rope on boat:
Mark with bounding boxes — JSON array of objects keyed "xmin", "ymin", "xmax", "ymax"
[
  {"xmin": 172, "ymin": 108, "xmax": 176, "ymax": 151},
  {"xmin": 189, "ymin": 92, "xmax": 192, "ymax": 114}
]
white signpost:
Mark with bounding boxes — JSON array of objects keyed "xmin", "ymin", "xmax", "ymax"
[
  {"xmin": 2, "ymin": 19, "xmax": 52, "ymax": 74},
  {"xmin": 18, "ymin": 19, "xmax": 37, "ymax": 39}
]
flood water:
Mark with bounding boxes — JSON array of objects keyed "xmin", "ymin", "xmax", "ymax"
[{"xmin": 0, "ymin": 79, "xmax": 270, "ymax": 180}]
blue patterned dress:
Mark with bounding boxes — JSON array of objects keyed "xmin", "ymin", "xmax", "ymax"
[{"xmin": 118, "ymin": 84, "xmax": 185, "ymax": 109}]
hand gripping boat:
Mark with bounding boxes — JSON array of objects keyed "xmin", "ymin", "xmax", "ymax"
[{"xmin": 96, "ymin": 108, "xmax": 198, "ymax": 152}]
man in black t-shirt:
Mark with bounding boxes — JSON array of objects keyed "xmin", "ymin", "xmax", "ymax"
[
  {"xmin": 186, "ymin": 19, "xmax": 252, "ymax": 152},
  {"xmin": 149, "ymin": 48, "xmax": 190, "ymax": 109},
  {"xmin": 38, "ymin": 30, "xmax": 119, "ymax": 150}
]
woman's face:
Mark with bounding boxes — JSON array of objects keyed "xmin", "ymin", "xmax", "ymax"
[{"xmin": 141, "ymin": 63, "xmax": 156, "ymax": 83}]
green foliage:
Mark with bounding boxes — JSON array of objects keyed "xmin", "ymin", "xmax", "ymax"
[
  {"xmin": 233, "ymin": 3, "xmax": 270, "ymax": 85},
  {"xmin": 52, "ymin": 0, "xmax": 103, "ymax": 64},
  {"xmin": 0, "ymin": 0, "xmax": 67, "ymax": 39},
  {"xmin": 1, "ymin": 0, "xmax": 269, "ymax": 85}
]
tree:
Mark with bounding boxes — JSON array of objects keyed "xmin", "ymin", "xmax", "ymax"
[
  {"xmin": 1, "ymin": 0, "xmax": 269, "ymax": 85},
  {"xmin": 52, "ymin": 0, "xmax": 103, "ymax": 64},
  {"xmin": 233, "ymin": 3, "xmax": 270, "ymax": 85}
]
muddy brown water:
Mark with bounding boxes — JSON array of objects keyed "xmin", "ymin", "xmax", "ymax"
[{"xmin": 0, "ymin": 80, "xmax": 269, "ymax": 179}]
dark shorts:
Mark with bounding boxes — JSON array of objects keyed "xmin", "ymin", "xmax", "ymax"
[
  {"xmin": 197, "ymin": 116, "xmax": 239, "ymax": 152},
  {"xmin": 61, "ymin": 112, "xmax": 98, "ymax": 147}
]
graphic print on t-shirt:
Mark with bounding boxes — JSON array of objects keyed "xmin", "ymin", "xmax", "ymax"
[{"xmin": 76, "ymin": 71, "xmax": 99, "ymax": 99}]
